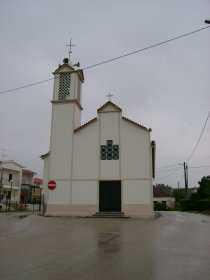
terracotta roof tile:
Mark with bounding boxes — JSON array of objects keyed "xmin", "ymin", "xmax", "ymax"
[{"xmin": 153, "ymin": 187, "xmax": 172, "ymax": 198}]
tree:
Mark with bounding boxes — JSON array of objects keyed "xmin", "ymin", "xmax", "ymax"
[
  {"xmin": 172, "ymin": 189, "xmax": 185, "ymax": 206},
  {"xmin": 197, "ymin": 175, "xmax": 210, "ymax": 200}
]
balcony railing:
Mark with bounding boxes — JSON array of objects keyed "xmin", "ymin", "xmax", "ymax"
[{"xmin": 0, "ymin": 178, "xmax": 20, "ymax": 187}]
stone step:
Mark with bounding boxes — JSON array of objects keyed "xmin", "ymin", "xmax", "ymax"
[{"xmin": 91, "ymin": 212, "xmax": 129, "ymax": 218}]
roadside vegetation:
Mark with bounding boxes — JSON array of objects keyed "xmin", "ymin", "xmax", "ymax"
[
  {"xmin": 154, "ymin": 175, "xmax": 210, "ymax": 215},
  {"xmin": 179, "ymin": 175, "xmax": 210, "ymax": 214}
]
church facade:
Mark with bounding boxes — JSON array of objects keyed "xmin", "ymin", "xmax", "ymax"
[{"xmin": 41, "ymin": 58, "xmax": 155, "ymax": 218}]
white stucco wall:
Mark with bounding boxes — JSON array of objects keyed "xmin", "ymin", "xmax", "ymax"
[
  {"xmin": 123, "ymin": 180, "xmax": 152, "ymax": 204},
  {"xmin": 154, "ymin": 197, "xmax": 175, "ymax": 207},
  {"xmin": 48, "ymin": 180, "xmax": 70, "ymax": 205},
  {"xmin": 50, "ymin": 103, "xmax": 74, "ymax": 179},
  {"xmin": 42, "ymin": 156, "xmax": 50, "ymax": 202},
  {"xmin": 100, "ymin": 112, "xmax": 120, "ymax": 180},
  {"xmin": 72, "ymin": 181, "xmax": 97, "ymax": 204},
  {"xmin": 121, "ymin": 120, "xmax": 151, "ymax": 179},
  {"xmin": 73, "ymin": 121, "xmax": 99, "ymax": 180}
]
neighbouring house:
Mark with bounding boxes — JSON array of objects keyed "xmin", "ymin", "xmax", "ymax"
[
  {"xmin": 21, "ymin": 169, "xmax": 37, "ymax": 203},
  {"xmin": 41, "ymin": 57, "xmax": 156, "ymax": 218},
  {"xmin": 153, "ymin": 187, "xmax": 175, "ymax": 207},
  {"xmin": 0, "ymin": 160, "xmax": 23, "ymax": 202},
  {"xmin": 0, "ymin": 160, "xmax": 41, "ymax": 204},
  {"xmin": 33, "ymin": 178, "xmax": 43, "ymax": 201}
]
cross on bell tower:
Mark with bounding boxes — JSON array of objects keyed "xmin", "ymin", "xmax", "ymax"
[{"xmin": 66, "ymin": 39, "xmax": 76, "ymax": 61}]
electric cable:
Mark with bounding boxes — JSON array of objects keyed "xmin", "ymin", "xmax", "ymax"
[
  {"xmin": 186, "ymin": 111, "xmax": 210, "ymax": 162},
  {"xmin": 0, "ymin": 25, "xmax": 210, "ymax": 95},
  {"xmin": 156, "ymin": 167, "xmax": 182, "ymax": 181}
]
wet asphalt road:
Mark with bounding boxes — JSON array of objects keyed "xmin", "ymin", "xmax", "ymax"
[{"xmin": 0, "ymin": 211, "xmax": 210, "ymax": 280}]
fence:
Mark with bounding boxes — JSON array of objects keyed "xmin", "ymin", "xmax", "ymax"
[{"xmin": 0, "ymin": 198, "xmax": 42, "ymax": 212}]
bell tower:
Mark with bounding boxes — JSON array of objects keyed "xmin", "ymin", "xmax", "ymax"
[{"xmin": 48, "ymin": 58, "xmax": 84, "ymax": 182}]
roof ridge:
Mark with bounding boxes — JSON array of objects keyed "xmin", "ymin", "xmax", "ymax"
[
  {"xmin": 122, "ymin": 116, "xmax": 151, "ymax": 131},
  {"xmin": 74, "ymin": 117, "xmax": 97, "ymax": 132}
]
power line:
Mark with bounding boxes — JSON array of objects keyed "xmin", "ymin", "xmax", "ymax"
[
  {"xmin": 82, "ymin": 26, "xmax": 210, "ymax": 70},
  {"xmin": 156, "ymin": 167, "xmax": 182, "ymax": 181},
  {"xmin": 189, "ymin": 165, "xmax": 210, "ymax": 169},
  {"xmin": 0, "ymin": 78, "xmax": 54, "ymax": 95},
  {"xmin": 0, "ymin": 25, "xmax": 210, "ymax": 95},
  {"xmin": 156, "ymin": 164, "xmax": 178, "ymax": 170},
  {"xmin": 186, "ymin": 111, "xmax": 210, "ymax": 162}
]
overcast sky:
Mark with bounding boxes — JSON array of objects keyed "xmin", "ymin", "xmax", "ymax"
[{"xmin": 0, "ymin": 0, "xmax": 210, "ymax": 188}]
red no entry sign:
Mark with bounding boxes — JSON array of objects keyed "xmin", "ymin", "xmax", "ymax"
[{"xmin": 48, "ymin": 180, "xmax": 56, "ymax": 190}]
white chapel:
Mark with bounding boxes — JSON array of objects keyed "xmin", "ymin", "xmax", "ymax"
[{"xmin": 41, "ymin": 58, "xmax": 156, "ymax": 218}]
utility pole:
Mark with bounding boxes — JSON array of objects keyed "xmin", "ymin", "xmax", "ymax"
[{"xmin": 183, "ymin": 162, "xmax": 188, "ymax": 199}]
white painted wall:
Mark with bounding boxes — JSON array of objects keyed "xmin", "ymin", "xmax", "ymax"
[
  {"xmin": 99, "ymin": 112, "xmax": 120, "ymax": 180},
  {"xmin": 72, "ymin": 181, "xmax": 97, "ymax": 204},
  {"xmin": 73, "ymin": 121, "xmax": 99, "ymax": 180},
  {"xmin": 154, "ymin": 197, "xmax": 175, "ymax": 207},
  {"xmin": 42, "ymin": 155, "xmax": 50, "ymax": 202},
  {"xmin": 121, "ymin": 120, "xmax": 151, "ymax": 179},
  {"xmin": 123, "ymin": 180, "xmax": 151, "ymax": 204},
  {"xmin": 49, "ymin": 103, "xmax": 74, "ymax": 179},
  {"xmin": 48, "ymin": 180, "xmax": 70, "ymax": 204}
]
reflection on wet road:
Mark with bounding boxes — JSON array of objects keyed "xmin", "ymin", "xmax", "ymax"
[{"xmin": 0, "ymin": 212, "xmax": 210, "ymax": 280}]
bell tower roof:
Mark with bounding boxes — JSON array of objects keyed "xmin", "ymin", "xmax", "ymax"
[{"xmin": 53, "ymin": 58, "xmax": 84, "ymax": 82}]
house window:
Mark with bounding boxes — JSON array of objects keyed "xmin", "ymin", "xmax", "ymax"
[
  {"xmin": 8, "ymin": 174, "xmax": 13, "ymax": 182},
  {"xmin": 100, "ymin": 140, "xmax": 119, "ymax": 160},
  {"xmin": 59, "ymin": 73, "xmax": 71, "ymax": 100}
]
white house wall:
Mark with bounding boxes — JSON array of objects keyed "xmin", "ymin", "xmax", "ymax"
[{"xmin": 22, "ymin": 173, "xmax": 33, "ymax": 184}]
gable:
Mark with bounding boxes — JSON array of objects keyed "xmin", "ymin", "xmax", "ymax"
[
  {"xmin": 1, "ymin": 160, "xmax": 24, "ymax": 171},
  {"xmin": 97, "ymin": 101, "xmax": 122, "ymax": 113},
  {"xmin": 53, "ymin": 64, "xmax": 84, "ymax": 82},
  {"xmin": 53, "ymin": 63, "xmax": 75, "ymax": 74}
]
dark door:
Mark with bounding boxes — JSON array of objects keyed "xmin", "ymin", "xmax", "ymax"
[{"xmin": 99, "ymin": 181, "xmax": 121, "ymax": 212}]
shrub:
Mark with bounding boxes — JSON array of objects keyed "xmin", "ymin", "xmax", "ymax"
[
  {"xmin": 180, "ymin": 199, "xmax": 194, "ymax": 211},
  {"xmin": 154, "ymin": 202, "xmax": 168, "ymax": 211},
  {"xmin": 196, "ymin": 200, "xmax": 210, "ymax": 212}
]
